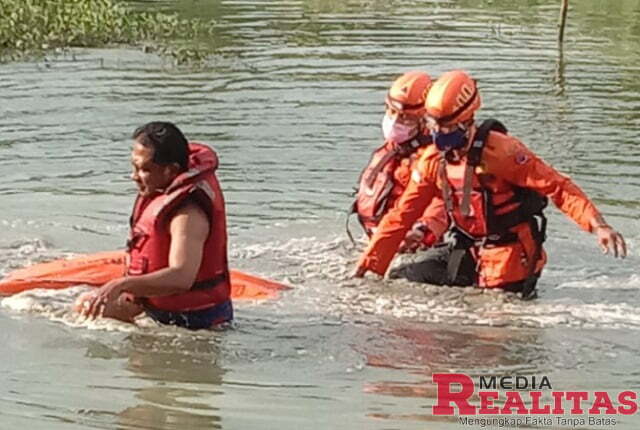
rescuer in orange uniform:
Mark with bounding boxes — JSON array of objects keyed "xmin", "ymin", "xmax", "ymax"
[
  {"xmin": 351, "ymin": 71, "xmax": 449, "ymax": 252},
  {"xmin": 354, "ymin": 70, "xmax": 626, "ymax": 298}
]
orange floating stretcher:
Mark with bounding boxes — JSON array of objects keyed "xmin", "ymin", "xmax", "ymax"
[{"xmin": 0, "ymin": 250, "xmax": 289, "ymax": 300}]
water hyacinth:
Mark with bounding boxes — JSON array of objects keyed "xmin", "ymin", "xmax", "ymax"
[{"xmin": 0, "ymin": 0, "xmax": 218, "ymax": 64}]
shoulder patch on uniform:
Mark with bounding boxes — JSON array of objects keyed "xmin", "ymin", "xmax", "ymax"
[{"xmin": 515, "ymin": 152, "xmax": 530, "ymax": 165}]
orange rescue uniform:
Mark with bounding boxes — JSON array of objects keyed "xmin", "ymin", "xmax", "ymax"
[
  {"xmin": 357, "ymin": 140, "xmax": 449, "ymax": 244},
  {"xmin": 357, "ymin": 127, "xmax": 603, "ymax": 287},
  {"xmin": 386, "ymin": 144, "xmax": 449, "ymax": 243}
]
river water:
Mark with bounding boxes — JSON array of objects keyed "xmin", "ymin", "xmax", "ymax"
[{"xmin": 1, "ymin": 0, "xmax": 639, "ymax": 428}]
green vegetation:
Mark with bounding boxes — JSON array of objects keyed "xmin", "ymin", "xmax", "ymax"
[{"xmin": 0, "ymin": 0, "xmax": 219, "ymax": 64}]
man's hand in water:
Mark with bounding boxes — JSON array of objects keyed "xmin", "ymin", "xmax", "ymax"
[{"xmin": 79, "ymin": 277, "xmax": 130, "ymax": 319}]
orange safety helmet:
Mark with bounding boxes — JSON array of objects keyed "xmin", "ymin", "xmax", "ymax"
[
  {"xmin": 425, "ymin": 70, "xmax": 481, "ymax": 126},
  {"xmin": 386, "ymin": 71, "xmax": 432, "ymax": 118}
]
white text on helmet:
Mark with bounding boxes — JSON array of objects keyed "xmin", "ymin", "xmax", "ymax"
[{"xmin": 453, "ymin": 83, "xmax": 475, "ymax": 113}]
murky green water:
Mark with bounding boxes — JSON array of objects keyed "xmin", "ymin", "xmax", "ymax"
[{"xmin": 1, "ymin": 0, "xmax": 639, "ymax": 428}]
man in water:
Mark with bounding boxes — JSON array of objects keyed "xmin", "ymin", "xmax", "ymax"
[
  {"xmin": 355, "ymin": 70, "xmax": 626, "ymax": 298},
  {"xmin": 76, "ymin": 121, "xmax": 232, "ymax": 329}
]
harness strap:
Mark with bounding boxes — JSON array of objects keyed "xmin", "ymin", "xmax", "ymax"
[
  {"xmin": 460, "ymin": 163, "xmax": 475, "ymax": 217},
  {"xmin": 460, "ymin": 120, "xmax": 507, "ymax": 217},
  {"xmin": 446, "ymin": 248, "xmax": 467, "ymax": 283},
  {"xmin": 445, "ymin": 228, "xmax": 474, "ymax": 283},
  {"xmin": 520, "ymin": 212, "xmax": 548, "ymax": 299},
  {"xmin": 439, "ymin": 154, "xmax": 454, "ymax": 214},
  {"xmin": 191, "ymin": 271, "xmax": 229, "ymax": 291}
]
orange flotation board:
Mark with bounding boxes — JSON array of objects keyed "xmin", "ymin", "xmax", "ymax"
[{"xmin": 0, "ymin": 250, "xmax": 289, "ymax": 300}]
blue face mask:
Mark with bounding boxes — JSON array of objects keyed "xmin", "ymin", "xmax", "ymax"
[{"xmin": 432, "ymin": 129, "xmax": 467, "ymax": 151}]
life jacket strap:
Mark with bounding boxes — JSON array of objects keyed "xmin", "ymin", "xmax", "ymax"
[
  {"xmin": 460, "ymin": 163, "xmax": 474, "ymax": 217},
  {"xmin": 191, "ymin": 271, "xmax": 229, "ymax": 291},
  {"xmin": 439, "ymin": 154, "xmax": 454, "ymax": 214},
  {"xmin": 487, "ymin": 188, "xmax": 548, "ymax": 235},
  {"xmin": 459, "ymin": 119, "xmax": 508, "ymax": 217}
]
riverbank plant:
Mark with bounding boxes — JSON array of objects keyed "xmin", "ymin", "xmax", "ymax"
[{"xmin": 0, "ymin": 0, "xmax": 218, "ymax": 64}]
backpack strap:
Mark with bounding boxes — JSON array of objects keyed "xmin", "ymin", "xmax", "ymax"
[
  {"xmin": 459, "ymin": 119, "xmax": 508, "ymax": 216},
  {"xmin": 467, "ymin": 119, "xmax": 507, "ymax": 167}
]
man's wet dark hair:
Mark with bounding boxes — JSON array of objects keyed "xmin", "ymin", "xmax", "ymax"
[{"xmin": 132, "ymin": 121, "xmax": 189, "ymax": 170}]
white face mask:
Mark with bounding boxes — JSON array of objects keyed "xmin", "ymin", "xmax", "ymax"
[{"xmin": 382, "ymin": 114, "xmax": 418, "ymax": 143}]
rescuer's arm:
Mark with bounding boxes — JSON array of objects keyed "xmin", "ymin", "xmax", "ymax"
[
  {"xmin": 354, "ymin": 165, "xmax": 438, "ymax": 277},
  {"xmin": 490, "ymin": 136, "xmax": 626, "ymax": 258},
  {"xmin": 399, "ymin": 196, "xmax": 449, "ymax": 253}
]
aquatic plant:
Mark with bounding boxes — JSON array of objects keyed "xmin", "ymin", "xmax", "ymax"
[{"xmin": 0, "ymin": 0, "xmax": 218, "ymax": 64}]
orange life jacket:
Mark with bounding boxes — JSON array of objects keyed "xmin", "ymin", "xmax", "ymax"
[
  {"xmin": 439, "ymin": 120, "xmax": 548, "ymax": 286},
  {"xmin": 350, "ymin": 134, "xmax": 432, "ymax": 237},
  {"xmin": 127, "ymin": 142, "xmax": 230, "ymax": 312}
]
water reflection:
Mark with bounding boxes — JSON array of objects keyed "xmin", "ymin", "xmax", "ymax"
[
  {"xmin": 554, "ymin": 46, "xmax": 566, "ymax": 95},
  {"xmin": 362, "ymin": 322, "xmax": 547, "ymax": 425},
  {"xmin": 118, "ymin": 333, "xmax": 224, "ymax": 430},
  {"xmin": 365, "ymin": 321, "xmax": 547, "ymax": 375}
]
